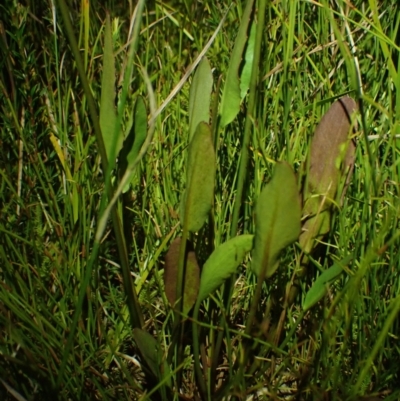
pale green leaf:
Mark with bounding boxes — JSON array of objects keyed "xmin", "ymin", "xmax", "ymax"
[
  {"xmin": 100, "ymin": 14, "xmax": 120, "ymax": 164},
  {"xmin": 189, "ymin": 57, "xmax": 213, "ymax": 141},
  {"xmin": 251, "ymin": 162, "xmax": 301, "ymax": 279},
  {"xmin": 198, "ymin": 235, "xmax": 254, "ymax": 303}
]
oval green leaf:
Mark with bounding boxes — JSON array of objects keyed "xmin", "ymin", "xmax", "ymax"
[
  {"xmin": 180, "ymin": 122, "xmax": 215, "ymax": 233},
  {"xmin": 198, "ymin": 234, "xmax": 254, "ymax": 303},
  {"xmin": 251, "ymin": 162, "xmax": 301, "ymax": 279}
]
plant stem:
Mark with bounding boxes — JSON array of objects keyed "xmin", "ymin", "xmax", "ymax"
[
  {"xmin": 213, "ymin": 0, "xmax": 268, "ymax": 394},
  {"xmin": 55, "ymin": 0, "xmax": 145, "ymax": 387}
]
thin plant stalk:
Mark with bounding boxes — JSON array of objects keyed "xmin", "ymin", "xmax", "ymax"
[
  {"xmin": 55, "ymin": 0, "xmax": 145, "ymax": 387},
  {"xmin": 212, "ymin": 0, "xmax": 268, "ymax": 393}
]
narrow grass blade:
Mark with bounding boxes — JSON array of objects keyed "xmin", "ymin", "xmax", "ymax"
[
  {"xmin": 180, "ymin": 122, "xmax": 215, "ymax": 233},
  {"xmin": 220, "ymin": 0, "xmax": 255, "ymax": 127},
  {"xmin": 189, "ymin": 57, "xmax": 213, "ymax": 141},
  {"xmin": 197, "ymin": 234, "xmax": 254, "ymax": 303},
  {"xmin": 300, "ymin": 97, "xmax": 357, "ymax": 254},
  {"xmin": 251, "ymin": 162, "xmax": 301, "ymax": 279},
  {"xmin": 164, "ymin": 237, "xmax": 200, "ymax": 315},
  {"xmin": 0, "ymin": 380, "xmax": 28, "ymax": 401},
  {"xmin": 100, "ymin": 14, "xmax": 119, "ymax": 164},
  {"xmin": 303, "ymin": 254, "xmax": 353, "ymax": 312}
]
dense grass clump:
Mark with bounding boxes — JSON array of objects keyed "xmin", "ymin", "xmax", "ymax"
[{"xmin": 1, "ymin": 1, "xmax": 400, "ymax": 400}]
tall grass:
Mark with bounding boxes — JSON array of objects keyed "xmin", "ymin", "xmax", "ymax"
[{"xmin": 1, "ymin": 0, "xmax": 400, "ymax": 400}]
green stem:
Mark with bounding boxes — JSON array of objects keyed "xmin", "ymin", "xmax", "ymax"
[
  {"xmin": 169, "ymin": 228, "xmax": 189, "ymax": 386},
  {"xmin": 192, "ymin": 300, "xmax": 208, "ymax": 399},
  {"xmin": 229, "ymin": 0, "xmax": 266, "ymax": 239},
  {"xmin": 213, "ymin": 0, "xmax": 268, "ymax": 392}
]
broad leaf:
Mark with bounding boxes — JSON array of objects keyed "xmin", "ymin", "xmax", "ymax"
[
  {"xmin": 132, "ymin": 328, "xmax": 171, "ymax": 388},
  {"xmin": 164, "ymin": 237, "xmax": 199, "ymax": 315},
  {"xmin": 251, "ymin": 162, "xmax": 301, "ymax": 279},
  {"xmin": 198, "ymin": 234, "xmax": 254, "ymax": 303},
  {"xmin": 189, "ymin": 57, "xmax": 213, "ymax": 141},
  {"xmin": 180, "ymin": 122, "xmax": 215, "ymax": 232},
  {"xmin": 100, "ymin": 14, "xmax": 120, "ymax": 164},
  {"xmin": 220, "ymin": 0, "xmax": 255, "ymax": 127},
  {"xmin": 300, "ymin": 97, "xmax": 357, "ymax": 254},
  {"xmin": 303, "ymin": 254, "xmax": 353, "ymax": 311}
]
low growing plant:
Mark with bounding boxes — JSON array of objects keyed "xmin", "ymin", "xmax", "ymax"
[{"xmin": 1, "ymin": 1, "xmax": 400, "ymax": 400}]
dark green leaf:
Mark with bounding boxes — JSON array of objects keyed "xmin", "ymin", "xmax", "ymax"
[
  {"xmin": 118, "ymin": 96, "xmax": 147, "ymax": 192},
  {"xmin": 251, "ymin": 162, "xmax": 301, "ymax": 279},
  {"xmin": 132, "ymin": 328, "xmax": 171, "ymax": 388},
  {"xmin": 198, "ymin": 234, "xmax": 254, "ymax": 303}
]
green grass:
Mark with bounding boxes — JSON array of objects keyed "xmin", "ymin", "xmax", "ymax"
[{"xmin": 1, "ymin": 0, "xmax": 400, "ymax": 400}]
